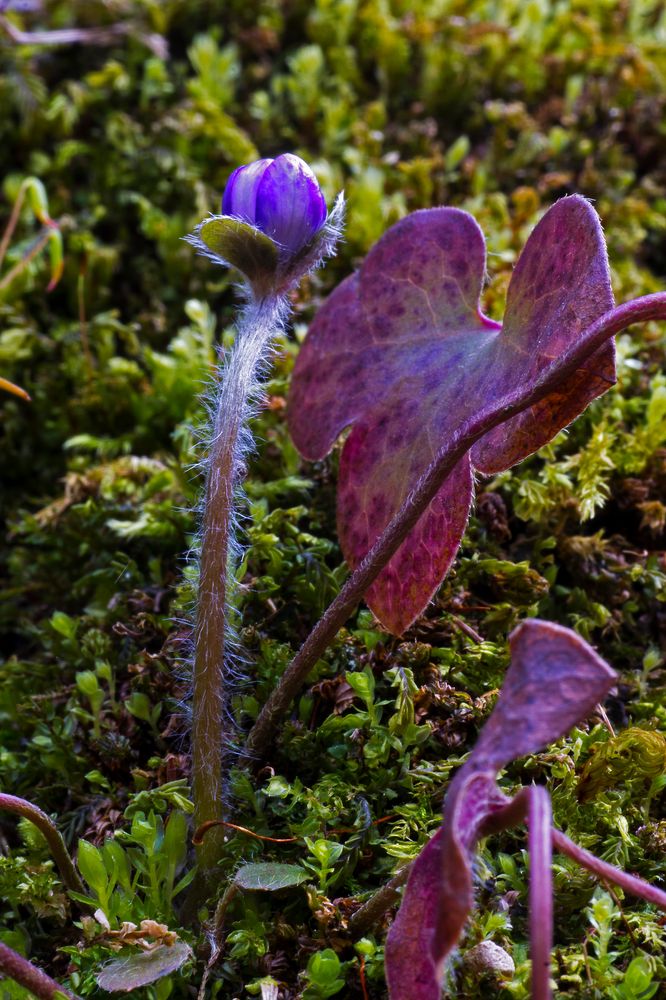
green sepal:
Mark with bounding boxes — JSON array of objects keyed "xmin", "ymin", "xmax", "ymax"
[{"xmin": 199, "ymin": 217, "xmax": 279, "ymax": 284}]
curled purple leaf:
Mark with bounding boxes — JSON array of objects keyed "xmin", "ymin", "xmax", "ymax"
[
  {"xmin": 385, "ymin": 619, "xmax": 617, "ymax": 1000},
  {"xmin": 473, "ymin": 619, "xmax": 617, "ymax": 769}
]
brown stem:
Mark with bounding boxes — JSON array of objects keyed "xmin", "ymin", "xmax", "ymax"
[
  {"xmin": 245, "ymin": 294, "xmax": 666, "ymax": 760},
  {"xmin": 191, "ymin": 296, "xmax": 283, "ymax": 874},
  {"xmin": 348, "ymin": 865, "xmax": 411, "ymax": 936},
  {"xmin": 0, "ymin": 793, "xmax": 88, "ymax": 898},
  {"xmin": 0, "ymin": 940, "xmax": 79, "ymax": 999},
  {"xmin": 0, "ymin": 14, "xmax": 167, "ymax": 57},
  {"xmin": 0, "ymin": 182, "xmax": 25, "ymax": 271},
  {"xmin": 77, "ymin": 255, "xmax": 94, "ymax": 375}
]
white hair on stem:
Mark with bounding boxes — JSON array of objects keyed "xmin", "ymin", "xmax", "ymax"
[
  {"xmin": 184, "ymin": 196, "xmax": 344, "ymax": 881},
  {"xmin": 190, "ymin": 293, "xmax": 288, "ymax": 867}
]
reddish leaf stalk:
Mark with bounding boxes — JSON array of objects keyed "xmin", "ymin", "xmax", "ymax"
[
  {"xmin": 484, "ymin": 786, "xmax": 553, "ymax": 1000},
  {"xmin": 245, "ymin": 292, "xmax": 666, "ymax": 761},
  {"xmin": 0, "ymin": 793, "xmax": 87, "ymax": 897},
  {"xmin": 347, "ymin": 819, "xmax": 666, "ymax": 937},
  {"xmin": 551, "ymin": 829, "xmax": 666, "ymax": 908},
  {"xmin": 0, "ymin": 940, "xmax": 78, "ymax": 999},
  {"xmin": 528, "ymin": 788, "xmax": 553, "ymax": 1000}
]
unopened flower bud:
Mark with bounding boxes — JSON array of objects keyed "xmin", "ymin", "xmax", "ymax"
[
  {"xmin": 222, "ymin": 154, "xmax": 327, "ymax": 255},
  {"xmin": 187, "ymin": 153, "xmax": 342, "ymax": 296}
]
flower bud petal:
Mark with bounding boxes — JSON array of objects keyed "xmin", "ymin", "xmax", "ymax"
[
  {"xmin": 221, "ymin": 158, "xmax": 273, "ymax": 224},
  {"xmin": 255, "ymin": 154, "xmax": 327, "ymax": 254}
]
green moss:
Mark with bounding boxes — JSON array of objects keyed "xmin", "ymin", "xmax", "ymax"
[{"xmin": 1, "ymin": 0, "xmax": 665, "ymax": 996}]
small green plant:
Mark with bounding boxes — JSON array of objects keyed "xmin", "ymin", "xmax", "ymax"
[
  {"xmin": 301, "ymin": 838, "xmax": 345, "ymax": 892},
  {"xmin": 301, "ymin": 948, "xmax": 346, "ymax": 999},
  {"xmin": 73, "ymin": 810, "xmax": 192, "ymax": 924},
  {"xmin": 609, "ymin": 956, "xmax": 660, "ymax": 1000}
]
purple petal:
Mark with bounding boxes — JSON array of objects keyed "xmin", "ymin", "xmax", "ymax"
[
  {"xmin": 221, "ymin": 159, "xmax": 273, "ymax": 224},
  {"xmin": 255, "ymin": 153, "xmax": 326, "ymax": 254}
]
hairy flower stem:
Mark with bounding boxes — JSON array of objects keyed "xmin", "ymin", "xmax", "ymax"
[
  {"xmin": 0, "ymin": 940, "xmax": 78, "ymax": 999},
  {"xmin": 192, "ymin": 294, "xmax": 285, "ymax": 873},
  {"xmin": 0, "ymin": 793, "xmax": 87, "ymax": 898},
  {"xmin": 245, "ymin": 293, "xmax": 666, "ymax": 760}
]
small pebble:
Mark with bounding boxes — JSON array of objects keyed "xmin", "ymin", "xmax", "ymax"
[{"xmin": 464, "ymin": 940, "xmax": 515, "ymax": 977}]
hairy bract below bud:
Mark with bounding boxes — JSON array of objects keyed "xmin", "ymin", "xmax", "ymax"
[{"xmin": 186, "ymin": 153, "xmax": 343, "ymax": 296}]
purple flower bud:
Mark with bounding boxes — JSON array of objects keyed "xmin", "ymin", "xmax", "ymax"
[{"xmin": 222, "ymin": 154, "xmax": 327, "ymax": 256}]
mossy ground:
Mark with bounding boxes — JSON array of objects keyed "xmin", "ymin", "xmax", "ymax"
[{"xmin": 1, "ymin": 1, "xmax": 665, "ymax": 997}]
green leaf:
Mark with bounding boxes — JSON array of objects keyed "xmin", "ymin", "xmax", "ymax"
[
  {"xmin": 163, "ymin": 810, "xmax": 188, "ymax": 870},
  {"xmin": 96, "ymin": 940, "xmax": 192, "ymax": 991},
  {"xmin": 622, "ymin": 956, "xmax": 656, "ymax": 995},
  {"xmin": 23, "ymin": 177, "xmax": 51, "ymax": 224},
  {"xmin": 305, "ymin": 948, "xmax": 345, "ymax": 995},
  {"xmin": 346, "ymin": 667, "xmax": 375, "ymax": 706},
  {"xmin": 305, "ymin": 839, "xmax": 344, "ymax": 867},
  {"xmin": 50, "ymin": 611, "xmax": 77, "ymax": 639},
  {"xmin": 234, "ymin": 863, "xmax": 310, "ymax": 892},
  {"xmin": 77, "ymin": 840, "xmax": 108, "ymax": 899},
  {"xmin": 102, "ymin": 839, "xmax": 132, "ymax": 895},
  {"xmin": 126, "ymin": 692, "xmax": 152, "ymax": 722}
]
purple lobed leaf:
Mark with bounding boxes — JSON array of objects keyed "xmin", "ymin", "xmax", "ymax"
[
  {"xmin": 288, "ymin": 197, "xmax": 616, "ymax": 634},
  {"xmin": 385, "ymin": 620, "xmax": 617, "ymax": 1000}
]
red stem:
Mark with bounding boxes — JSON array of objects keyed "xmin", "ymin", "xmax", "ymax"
[
  {"xmin": 481, "ymin": 786, "xmax": 554, "ymax": 1000},
  {"xmin": 245, "ymin": 293, "xmax": 666, "ymax": 759},
  {"xmin": 0, "ymin": 793, "xmax": 87, "ymax": 898},
  {"xmin": 552, "ymin": 828, "xmax": 666, "ymax": 910},
  {"xmin": 0, "ymin": 182, "xmax": 24, "ymax": 270},
  {"xmin": 0, "ymin": 940, "xmax": 78, "ymax": 999},
  {"xmin": 0, "ymin": 225, "xmax": 53, "ymax": 292}
]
